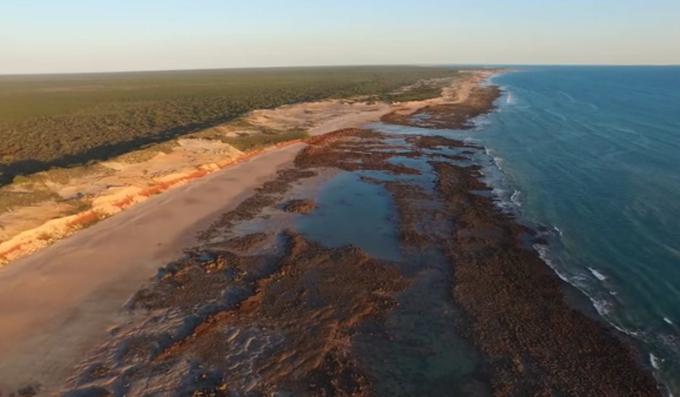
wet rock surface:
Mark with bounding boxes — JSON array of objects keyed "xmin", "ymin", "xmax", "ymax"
[
  {"xmin": 60, "ymin": 86, "xmax": 662, "ymax": 396},
  {"xmin": 381, "ymin": 86, "xmax": 501, "ymax": 130},
  {"xmin": 197, "ymin": 168, "xmax": 318, "ymax": 241},
  {"xmin": 281, "ymin": 199, "xmax": 316, "ymax": 214},
  {"xmin": 63, "ymin": 232, "xmax": 406, "ymax": 396},
  {"xmin": 432, "ymin": 161, "xmax": 660, "ymax": 396},
  {"xmin": 295, "ymin": 128, "xmax": 421, "ymax": 176}
]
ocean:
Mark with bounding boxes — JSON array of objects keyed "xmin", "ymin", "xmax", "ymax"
[{"xmin": 478, "ymin": 66, "xmax": 680, "ymax": 394}]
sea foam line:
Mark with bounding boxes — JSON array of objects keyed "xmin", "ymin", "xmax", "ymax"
[
  {"xmin": 588, "ymin": 267, "xmax": 607, "ymax": 281},
  {"xmin": 533, "ymin": 243, "xmax": 641, "ymax": 338}
]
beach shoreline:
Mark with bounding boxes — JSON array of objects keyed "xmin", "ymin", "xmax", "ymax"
[
  {"xmin": 0, "ymin": 70, "xmax": 491, "ymax": 268},
  {"xmin": 56, "ymin": 121, "xmax": 661, "ymax": 396},
  {"xmin": 0, "ymin": 143, "xmax": 306, "ymax": 392},
  {"xmin": 0, "ymin": 68, "xmax": 664, "ymax": 396},
  {"xmin": 0, "ymin": 71, "xmax": 492, "ymax": 393}
]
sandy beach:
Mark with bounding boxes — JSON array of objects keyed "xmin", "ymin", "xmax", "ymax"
[{"xmin": 0, "ymin": 143, "xmax": 303, "ymax": 392}]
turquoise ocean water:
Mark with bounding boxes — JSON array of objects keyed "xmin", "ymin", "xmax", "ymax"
[{"xmin": 476, "ymin": 67, "xmax": 680, "ymax": 394}]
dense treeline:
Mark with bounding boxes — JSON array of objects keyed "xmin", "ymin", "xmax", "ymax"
[{"xmin": 0, "ymin": 66, "xmax": 460, "ymax": 184}]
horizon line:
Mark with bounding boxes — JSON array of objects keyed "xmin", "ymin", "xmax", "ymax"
[{"xmin": 1, "ymin": 62, "xmax": 679, "ymax": 77}]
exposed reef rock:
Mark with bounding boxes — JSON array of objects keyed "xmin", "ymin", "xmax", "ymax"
[
  {"xmin": 281, "ymin": 199, "xmax": 316, "ymax": 214},
  {"xmin": 60, "ymin": 80, "xmax": 661, "ymax": 397},
  {"xmin": 381, "ymin": 86, "xmax": 501, "ymax": 129}
]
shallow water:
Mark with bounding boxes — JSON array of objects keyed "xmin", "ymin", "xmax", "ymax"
[
  {"xmin": 294, "ymin": 136, "xmax": 487, "ymax": 396},
  {"xmin": 296, "ymin": 171, "xmax": 401, "ymax": 261},
  {"xmin": 478, "ymin": 66, "xmax": 680, "ymax": 394}
]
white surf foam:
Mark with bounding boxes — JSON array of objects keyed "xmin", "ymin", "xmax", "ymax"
[
  {"xmin": 588, "ymin": 267, "xmax": 607, "ymax": 281},
  {"xmin": 510, "ymin": 190, "xmax": 522, "ymax": 207},
  {"xmin": 533, "ymin": 244, "xmax": 571, "ymax": 284},
  {"xmin": 506, "ymin": 92, "xmax": 514, "ymax": 104},
  {"xmin": 472, "ymin": 116, "xmax": 493, "ymax": 129},
  {"xmin": 533, "ymin": 245, "xmax": 643, "ymax": 337},
  {"xmin": 492, "ymin": 157, "xmax": 504, "ymax": 171},
  {"xmin": 484, "ymin": 148, "xmax": 504, "ymax": 171}
]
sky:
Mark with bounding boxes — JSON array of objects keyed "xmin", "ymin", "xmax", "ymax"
[{"xmin": 2, "ymin": 0, "xmax": 679, "ymax": 74}]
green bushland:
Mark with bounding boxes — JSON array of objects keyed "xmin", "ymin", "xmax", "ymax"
[
  {"xmin": 381, "ymin": 77, "xmax": 459, "ymax": 102},
  {"xmin": 0, "ymin": 66, "xmax": 461, "ymax": 185},
  {"xmin": 114, "ymin": 141, "xmax": 179, "ymax": 164},
  {"xmin": 0, "ymin": 164, "xmax": 107, "ymax": 214},
  {"xmin": 0, "ymin": 188, "xmax": 59, "ymax": 214},
  {"xmin": 223, "ymin": 130, "xmax": 308, "ymax": 152},
  {"xmin": 30, "ymin": 163, "xmax": 113, "ymax": 184}
]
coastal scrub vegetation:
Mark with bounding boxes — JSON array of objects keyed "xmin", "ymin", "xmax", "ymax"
[
  {"xmin": 380, "ymin": 77, "xmax": 459, "ymax": 102},
  {"xmin": 0, "ymin": 66, "xmax": 461, "ymax": 185},
  {"xmin": 222, "ymin": 130, "xmax": 308, "ymax": 152}
]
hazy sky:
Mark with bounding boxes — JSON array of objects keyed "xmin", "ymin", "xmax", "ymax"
[{"xmin": 2, "ymin": 0, "xmax": 679, "ymax": 74}]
